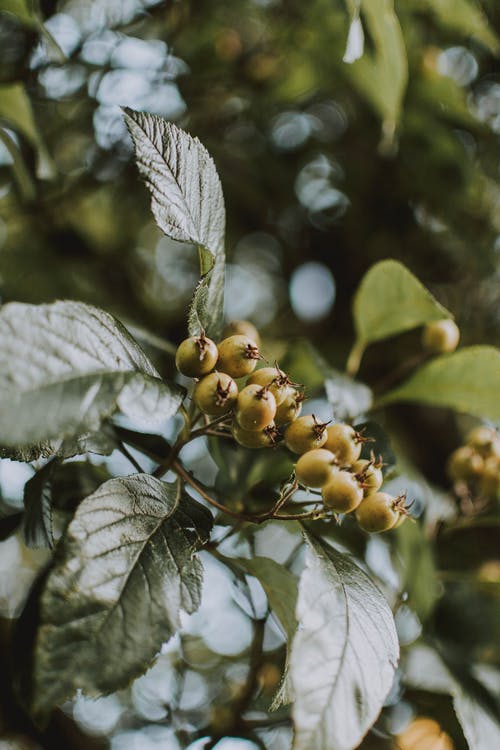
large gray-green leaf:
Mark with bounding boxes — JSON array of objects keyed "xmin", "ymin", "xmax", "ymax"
[
  {"xmin": 348, "ymin": 259, "xmax": 450, "ymax": 374},
  {"xmin": 123, "ymin": 109, "xmax": 225, "ymax": 339},
  {"xmin": 380, "ymin": 346, "xmax": 500, "ymax": 420},
  {"xmin": 30, "ymin": 474, "xmax": 212, "ymax": 718},
  {"xmin": 0, "ymin": 301, "xmax": 184, "ymax": 457},
  {"xmin": 290, "ymin": 534, "xmax": 399, "ymax": 750}
]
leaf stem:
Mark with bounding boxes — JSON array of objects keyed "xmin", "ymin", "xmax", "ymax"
[{"xmin": 346, "ymin": 338, "xmax": 366, "ymax": 377}]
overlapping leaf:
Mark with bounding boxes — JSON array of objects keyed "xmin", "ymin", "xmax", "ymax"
[
  {"xmin": 0, "ymin": 300, "xmax": 184, "ymax": 458},
  {"xmin": 290, "ymin": 534, "xmax": 399, "ymax": 750},
  {"xmin": 124, "ymin": 109, "xmax": 226, "ymax": 339},
  {"xmin": 380, "ymin": 346, "xmax": 500, "ymax": 419},
  {"xmin": 28, "ymin": 474, "xmax": 212, "ymax": 718}
]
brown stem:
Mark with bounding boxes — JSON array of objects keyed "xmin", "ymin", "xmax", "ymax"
[{"xmin": 172, "ymin": 460, "xmax": 253, "ymax": 521}]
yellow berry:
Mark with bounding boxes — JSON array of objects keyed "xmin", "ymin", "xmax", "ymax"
[
  {"xmin": 235, "ymin": 384, "xmax": 277, "ymax": 431},
  {"xmin": 322, "ymin": 471, "xmax": 363, "ymax": 513},
  {"xmin": 193, "ymin": 372, "xmax": 238, "ymax": 416},
  {"xmin": 284, "ymin": 415, "xmax": 328, "ymax": 454},
  {"xmin": 217, "ymin": 335, "xmax": 260, "ymax": 379},
  {"xmin": 422, "ymin": 319, "xmax": 460, "ymax": 354},
  {"xmin": 295, "ymin": 449, "xmax": 338, "ymax": 488},
  {"xmin": 175, "ymin": 334, "xmax": 218, "ymax": 377},
  {"xmin": 324, "ymin": 423, "xmax": 362, "ymax": 466},
  {"xmin": 247, "ymin": 365, "xmax": 291, "ymax": 406}
]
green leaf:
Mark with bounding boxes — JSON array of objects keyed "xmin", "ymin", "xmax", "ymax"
[
  {"xmin": 0, "ymin": 83, "xmax": 54, "ymax": 179},
  {"xmin": 290, "ymin": 534, "xmax": 399, "ymax": 750},
  {"xmin": 123, "ymin": 109, "xmax": 226, "ymax": 339},
  {"xmin": 237, "ymin": 556, "xmax": 298, "ymax": 641},
  {"xmin": 0, "ymin": 301, "xmax": 184, "ymax": 457},
  {"xmin": 419, "ymin": 0, "xmax": 500, "ymax": 56},
  {"xmin": 380, "ymin": 346, "xmax": 500, "ymax": 419},
  {"xmin": 29, "ymin": 474, "xmax": 212, "ymax": 719},
  {"xmin": 23, "ymin": 459, "xmax": 58, "ymax": 549},
  {"xmin": 0, "ymin": 0, "xmax": 38, "ymax": 28},
  {"xmin": 347, "ymin": 0, "xmax": 408, "ymax": 142},
  {"xmin": 394, "ymin": 520, "xmax": 439, "ymax": 622},
  {"xmin": 353, "ymin": 259, "xmax": 450, "ymax": 346}
]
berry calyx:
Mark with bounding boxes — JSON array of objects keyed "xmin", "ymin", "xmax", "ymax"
[
  {"xmin": 295, "ymin": 448, "xmax": 338, "ymax": 488},
  {"xmin": 275, "ymin": 386, "xmax": 304, "ymax": 426},
  {"xmin": 422, "ymin": 318, "xmax": 460, "ymax": 354},
  {"xmin": 324, "ymin": 423, "xmax": 366, "ymax": 466},
  {"xmin": 217, "ymin": 334, "xmax": 261, "ymax": 379},
  {"xmin": 175, "ymin": 333, "xmax": 218, "ymax": 377},
  {"xmin": 222, "ymin": 320, "xmax": 261, "ymax": 347},
  {"xmin": 235, "ymin": 384, "xmax": 277, "ymax": 431},
  {"xmin": 232, "ymin": 421, "xmax": 280, "ymax": 449},
  {"xmin": 247, "ymin": 364, "xmax": 292, "ymax": 406},
  {"xmin": 284, "ymin": 415, "xmax": 329, "ymax": 454},
  {"xmin": 193, "ymin": 372, "xmax": 238, "ymax": 416},
  {"xmin": 321, "ymin": 470, "xmax": 363, "ymax": 513},
  {"xmin": 355, "ymin": 492, "xmax": 406, "ymax": 532},
  {"xmin": 353, "ymin": 457, "xmax": 383, "ymax": 495}
]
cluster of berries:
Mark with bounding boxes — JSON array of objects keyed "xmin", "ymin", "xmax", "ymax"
[
  {"xmin": 175, "ymin": 321, "xmax": 303, "ymax": 449},
  {"xmin": 175, "ymin": 321, "xmax": 408, "ymax": 532},
  {"xmin": 447, "ymin": 425, "xmax": 500, "ymax": 501},
  {"xmin": 293, "ymin": 423, "xmax": 408, "ymax": 532}
]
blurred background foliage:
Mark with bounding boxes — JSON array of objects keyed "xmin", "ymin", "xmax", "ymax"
[{"xmin": 0, "ymin": 0, "xmax": 500, "ymax": 749}]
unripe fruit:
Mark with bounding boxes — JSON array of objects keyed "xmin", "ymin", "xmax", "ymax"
[
  {"xmin": 479, "ymin": 456, "xmax": 500, "ymax": 498},
  {"xmin": 236, "ymin": 384, "xmax": 277, "ymax": 431},
  {"xmin": 355, "ymin": 492, "xmax": 399, "ymax": 532},
  {"xmin": 217, "ymin": 335, "xmax": 260, "ymax": 379},
  {"xmin": 322, "ymin": 470, "xmax": 363, "ymax": 513},
  {"xmin": 193, "ymin": 372, "xmax": 238, "ymax": 416},
  {"xmin": 232, "ymin": 421, "xmax": 279, "ymax": 449},
  {"xmin": 247, "ymin": 365, "xmax": 291, "ymax": 406},
  {"xmin": 284, "ymin": 415, "xmax": 328, "ymax": 454},
  {"xmin": 422, "ymin": 318, "xmax": 460, "ymax": 354},
  {"xmin": 295, "ymin": 449, "xmax": 338, "ymax": 488},
  {"xmin": 222, "ymin": 320, "xmax": 261, "ymax": 347},
  {"xmin": 175, "ymin": 334, "xmax": 218, "ymax": 377},
  {"xmin": 324, "ymin": 423, "xmax": 362, "ymax": 466},
  {"xmin": 466, "ymin": 425, "xmax": 500, "ymax": 458},
  {"xmin": 397, "ymin": 717, "xmax": 454, "ymax": 750},
  {"xmin": 275, "ymin": 386, "xmax": 303, "ymax": 426},
  {"xmin": 447, "ymin": 446, "xmax": 483, "ymax": 481},
  {"xmin": 353, "ymin": 458, "xmax": 383, "ymax": 495}
]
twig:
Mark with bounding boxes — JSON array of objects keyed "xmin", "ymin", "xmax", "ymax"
[{"xmin": 117, "ymin": 441, "xmax": 145, "ymax": 473}]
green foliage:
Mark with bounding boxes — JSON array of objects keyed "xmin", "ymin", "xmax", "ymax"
[
  {"xmin": 124, "ymin": 108, "xmax": 226, "ymax": 340},
  {"xmin": 0, "ymin": 300, "xmax": 184, "ymax": 455},
  {"xmin": 381, "ymin": 346, "xmax": 500, "ymax": 418},
  {"xmin": 290, "ymin": 534, "xmax": 399, "ymax": 750},
  {"xmin": 26, "ymin": 475, "xmax": 212, "ymax": 721},
  {"xmin": 0, "ymin": 2, "xmax": 499, "ymax": 748}
]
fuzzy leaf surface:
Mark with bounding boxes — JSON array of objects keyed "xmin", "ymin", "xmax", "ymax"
[
  {"xmin": 124, "ymin": 109, "xmax": 225, "ymax": 338},
  {"xmin": 30, "ymin": 474, "xmax": 212, "ymax": 718},
  {"xmin": 0, "ymin": 301, "xmax": 183, "ymax": 457},
  {"xmin": 290, "ymin": 534, "xmax": 399, "ymax": 750}
]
